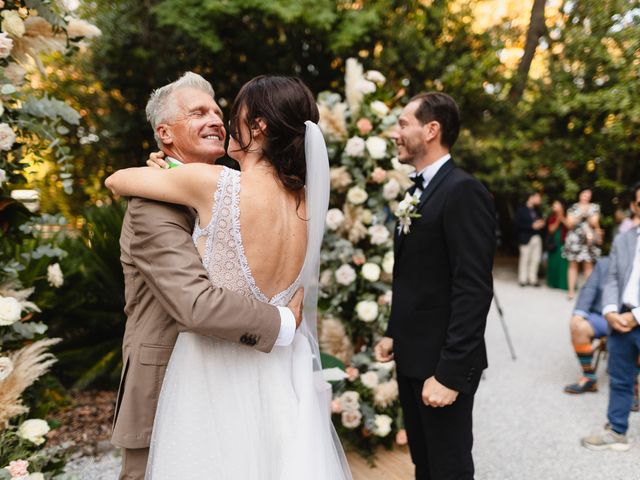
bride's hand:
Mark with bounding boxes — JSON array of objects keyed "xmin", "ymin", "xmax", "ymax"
[
  {"xmin": 146, "ymin": 151, "xmax": 168, "ymax": 169},
  {"xmin": 287, "ymin": 288, "xmax": 305, "ymax": 329}
]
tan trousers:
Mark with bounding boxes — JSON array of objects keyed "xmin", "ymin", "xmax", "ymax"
[
  {"xmin": 518, "ymin": 235, "xmax": 542, "ymax": 285},
  {"xmin": 119, "ymin": 447, "xmax": 149, "ymax": 480}
]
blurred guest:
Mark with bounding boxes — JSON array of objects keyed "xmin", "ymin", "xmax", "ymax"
[
  {"xmin": 546, "ymin": 200, "xmax": 569, "ymax": 290},
  {"xmin": 563, "ymin": 188, "xmax": 602, "ymax": 299},
  {"xmin": 514, "ymin": 192, "xmax": 545, "ymax": 287},
  {"xmin": 581, "ymin": 182, "xmax": 640, "ymax": 452},
  {"xmin": 564, "ymin": 257, "xmax": 609, "ymax": 393}
]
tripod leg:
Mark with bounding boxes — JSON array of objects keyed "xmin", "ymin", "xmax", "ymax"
[{"xmin": 493, "ymin": 293, "xmax": 517, "ymax": 360}]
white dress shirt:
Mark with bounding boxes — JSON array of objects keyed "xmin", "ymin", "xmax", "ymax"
[
  {"xmin": 164, "ymin": 156, "xmax": 296, "ymax": 346},
  {"xmin": 410, "ymin": 154, "xmax": 451, "ymax": 196},
  {"xmin": 603, "ymin": 227, "xmax": 640, "ymax": 325}
]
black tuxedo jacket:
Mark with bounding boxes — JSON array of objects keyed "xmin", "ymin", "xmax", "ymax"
[{"xmin": 386, "ymin": 159, "xmax": 496, "ymax": 394}]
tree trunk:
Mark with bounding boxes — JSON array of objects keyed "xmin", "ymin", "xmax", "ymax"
[{"xmin": 509, "ymin": 0, "xmax": 548, "ymax": 103}]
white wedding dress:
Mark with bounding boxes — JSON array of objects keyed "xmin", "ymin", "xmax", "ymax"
[{"xmin": 145, "ymin": 166, "xmax": 351, "ymax": 479}]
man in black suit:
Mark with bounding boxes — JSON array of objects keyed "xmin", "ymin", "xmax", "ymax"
[{"xmin": 375, "ymin": 92, "xmax": 495, "ymax": 479}]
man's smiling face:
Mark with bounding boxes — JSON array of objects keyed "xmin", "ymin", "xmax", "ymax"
[{"xmin": 162, "ymin": 87, "xmax": 226, "ymax": 163}]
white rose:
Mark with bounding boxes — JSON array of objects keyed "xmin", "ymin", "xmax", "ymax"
[
  {"xmin": 0, "ymin": 295, "xmax": 21, "ymax": 326},
  {"xmin": 1, "ymin": 11, "xmax": 25, "ymax": 38},
  {"xmin": 356, "ymin": 300, "xmax": 379, "ymax": 322},
  {"xmin": 360, "ymin": 371, "xmax": 379, "ymax": 389},
  {"xmin": 325, "ymin": 208, "xmax": 345, "ymax": 231},
  {"xmin": 361, "ymin": 263, "xmax": 381, "ymax": 282},
  {"xmin": 365, "ymin": 136, "xmax": 387, "ymax": 159},
  {"xmin": 370, "ymin": 100, "xmax": 389, "ymax": 118},
  {"xmin": 0, "ymin": 32, "xmax": 13, "ymax": 58},
  {"xmin": 17, "ymin": 419, "xmax": 50, "ymax": 445},
  {"xmin": 47, "ymin": 263, "xmax": 64, "ymax": 288},
  {"xmin": 373, "ymin": 414, "xmax": 393, "ymax": 437},
  {"xmin": 341, "ymin": 409, "xmax": 362, "ymax": 429},
  {"xmin": 28, "ymin": 474, "xmax": 45, "ymax": 480},
  {"xmin": 368, "ymin": 224, "xmax": 390, "ymax": 245},
  {"xmin": 357, "ymin": 79, "xmax": 376, "ymax": 94},
  {"xmin": 373, "ymin": 380, "xmax": 399, "ymax": 408},
  {"xmin": 334, "ymin": 264, "xmax": 357, "ymax": 286},
  {"xmin": 0, "ymin": 168, "xmax": 6, "ymax": 187},
  {"xmin": 344, "ymin": 136, "xmax": 365, "ymax": 157},
  {"xmin": 0, "ymin": 356, "xmax": 13, "ymax": 381},
  {"xmin": 346, "ymin": 186, "xmax": 368, "ymax": 205},
  {"xmin": 339, "ymin": 391, "xmax": 360, "ymax": 412},
  {"xmin": 382, "ymin": 178, "xmax": 401, "ymax": 200},
  {"xmin": 382, "ymin": 251, "xmax": 395, "ymax": 274},
  {"xmin": 0, "ymin": 99, "xmax": 3, "ymax": 117},
  {"xmin": 0, "ymin": 123, "xmax": 16, "ymax": 151},
  {"xmin": 364, "ymin": 70, "xmax": 386, "ymax": 84}
]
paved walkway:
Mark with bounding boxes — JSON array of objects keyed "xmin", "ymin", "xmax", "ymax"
[{"xmin": 64, "ymin": 273, "xmax": 640, "ymax": 479}]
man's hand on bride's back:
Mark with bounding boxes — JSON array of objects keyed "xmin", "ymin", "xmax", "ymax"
[
  {"xmin": 146, "ymin": 151, "xmax": 168, "ymax": 169},
  {"xmin": 288, "ymin": 288, "xmax": 304, "ymax": 329}
]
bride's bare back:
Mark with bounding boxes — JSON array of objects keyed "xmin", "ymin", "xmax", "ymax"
[
  {"xmin": 189, "ymin": 164, "xmax": 306, "ymax": 301},
  {"xmin": 237, "ymin": 170, "xmax": 307, "ymax": 299}
]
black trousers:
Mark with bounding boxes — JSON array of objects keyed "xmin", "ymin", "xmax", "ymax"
[{"xmin": 397, "ymin": 372, "xmax": 475, "ymax": 480}]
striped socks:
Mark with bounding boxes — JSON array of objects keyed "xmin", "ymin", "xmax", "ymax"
[{"xmin": 574, "ymin": 343, "xmax": 596, "ymax": 383}]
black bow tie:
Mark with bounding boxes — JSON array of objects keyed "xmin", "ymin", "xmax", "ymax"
[{"xmin": 411, "ymin": 174, "xmax": 424, "ymax": 189}]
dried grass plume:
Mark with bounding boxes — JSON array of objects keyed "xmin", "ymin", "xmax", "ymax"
[{"xmin": 0, "ymin": 338, "xmax": 61, "ymax": 430}]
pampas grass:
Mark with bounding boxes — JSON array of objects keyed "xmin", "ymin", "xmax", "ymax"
[
  {"xmin": 0, "ymin": 338, "xmax": 61, "ymax": 430},
  {"xmin": 320, "ymin": 317, "xmax": 353, "ymax": 365}
]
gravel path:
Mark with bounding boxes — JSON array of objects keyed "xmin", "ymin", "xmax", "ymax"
[
  {"xmin": 474, "ymin": 270, "xmax": 639, "ymax": 480},
  {"xmin": 64, "ymin": 272, "xmax": 640, "ymax": 479}
]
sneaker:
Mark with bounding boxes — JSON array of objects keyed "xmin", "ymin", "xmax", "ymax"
[
  {"xmin": 581, "ymin": 424, "xmax": 630, "ymax": 451},
  {"xmin": 564, "ymin": 379, "xmax": 597, "ymax": 394}
]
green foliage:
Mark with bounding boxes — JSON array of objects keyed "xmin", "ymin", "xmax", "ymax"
[
  {"xmin": 43, "ymin": 201, "xmax": 126, "ymax": 390},
  {"xmin": 0, "ymin": 425, "xmax": 67, "ymax": 478}
]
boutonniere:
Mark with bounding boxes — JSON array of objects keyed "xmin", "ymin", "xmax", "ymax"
[{"xmin": 395, "ymin": 192, "xmax": 421, "ymax": 234}]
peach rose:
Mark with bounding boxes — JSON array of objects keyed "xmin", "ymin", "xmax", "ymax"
[
  {"xmin": 371, "ymin": 167, "xmax": 387, "ymax": 184},
  {"xmin": 7, "ymin": 459, "xmax": 29, "ymax": 477},
  {"xmin": 396, "ymin": 429, "xmax": 408, "ymax": 445},
  {"xmin": 356, "ymin": 118, "xmax": 373, "ymax": 135},
  {"xmin": 345, "ymin": 366, "xmax": 359, "ymax": 382}
]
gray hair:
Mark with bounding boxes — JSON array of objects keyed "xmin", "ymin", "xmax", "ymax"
[{"xmin": 145, "ymin": 71, "xmax": 215, "ymax": 147}]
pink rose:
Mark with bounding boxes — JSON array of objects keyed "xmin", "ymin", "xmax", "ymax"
[
  {"xmin": 331, "ymin": 399, "xmax": 343, "ymax": 414},
  {"xmin": 356, "ymin": 118, "xmax": 373, "ymax": 135},
  {"xmin": 395, "ymin": 429, "xmax": 408, "ymax": 445},
  {"xmin": 352, "ymin": 253, "xmax": 366, "ymax": 266},
  {"xmin": 8, "ymin": 459, "xmax": 29, "ymax": 477},
  {"xmin": 346, "ymin": 366, "xmax": 359, "ymax": 382},
  {"xmin": 371, "ymin": 167, "xmax": 387, "ymax": 184}
]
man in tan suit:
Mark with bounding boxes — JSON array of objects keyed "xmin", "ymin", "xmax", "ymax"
[{"xmin": 112, "ymin": 72, "xmax": 302, "ymax": 480}]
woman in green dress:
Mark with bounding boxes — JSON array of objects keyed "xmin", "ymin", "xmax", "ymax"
[{"xmin": 546, "ymin": 200, "xmax": 569, "ymax": 290}]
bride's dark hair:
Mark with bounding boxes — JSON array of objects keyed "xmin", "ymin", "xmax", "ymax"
[{"xmin": 229, "ymin": 75, "xmax": 319, "ymax": 193}]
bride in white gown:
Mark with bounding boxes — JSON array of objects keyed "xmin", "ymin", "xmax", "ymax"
[{"xmin": 106, "ymin": 75, "xmax": 351, "ymax": 479}]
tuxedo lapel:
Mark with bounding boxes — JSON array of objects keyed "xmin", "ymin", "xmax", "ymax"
[
  {"xmin": 416, "ymin": 159, "xmax": 455, "ymax": 212},
  {"xmin": 394, "ymin": 161, "xmax": 455, "ymax": 256}
]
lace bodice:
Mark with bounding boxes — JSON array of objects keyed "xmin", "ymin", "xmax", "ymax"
[{"xmin": 192, "ymin": 167, "xmax": 301, "ymax": 307}]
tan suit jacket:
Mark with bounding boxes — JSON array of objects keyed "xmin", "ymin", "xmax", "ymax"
[{"xmin": 111, "ymin": 197, "xmax": 280, "ymax": 449}]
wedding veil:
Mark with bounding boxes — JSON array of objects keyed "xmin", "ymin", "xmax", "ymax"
[{"xmin": 299, "ymin": 121, "xmax": 352, "ymax": 478}]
